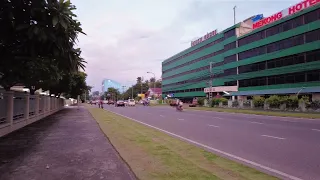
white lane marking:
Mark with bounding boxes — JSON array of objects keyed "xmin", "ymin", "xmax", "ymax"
[
  {"xmin": 278, "ymin": 119, "xmax": 297, "ymax": 123},
  {"xmin": 250, "ymin": 122, "xmax": 264, "ymax": 125},
  {"xmin": 312, "ymin": 129, "xmax": 320, "ymax": 132},
  {"xmin": 160, "ymin": 115, "xmax": 165, "ymax": 117},
  {"xmin": 215, "ymin": 117, "xmax": 223, "ymax": 120},
  {"xmin": 107, "ymin": 110, "xmax": 301, "ymax": 180},
  {"xmin": 178, "ymin": 119, "xmax": 184, "ymax": 121},
  {"xmin": 261, "ymin": 135, "xmax": 286, "ymax": 140},
  {"xmin": 208, "ymin": 125, "xmax": 220, "ymax": 128}
]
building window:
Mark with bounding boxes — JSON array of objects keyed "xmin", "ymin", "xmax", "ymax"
[
  {"xmin": 305, "ymin": 29, "xmax": 320, "ymax": 43},
  {"xmin": 224, "ymin": 81, "xmax": 237, "ymax": 86},
  {"xmin": 239, "ymin": 70, "xmax": 320, "ymax": 88},
  {"xmin": 224, "ymin": 29, "xmax": 235, "ymax": 39},
  {"xmin": 224, "ymin": 41, "xmax": 236, "ymax": 51},
  {"xmin": 224, "ymin": 54, "xmax": 237, "ymax": 64},
  {"xmin": 304, "ymin": 8, "xmax": 320, "ymax": 24},
  {"xmin": 224, "ymin": 68, "xmax": 237, "ymax": 76},
  {"xmin": 238, "ymin": 50, "xmax": 318, "ymax": 74},
  {"xmin": 306, "ymin": 50, "xmax": 320, "ymax": 62},
  {"xmin": 163, "ymin": 37, "xmax": 225, "ymax": 67},
  {"xmin": 238, "ymin": 32, "xmax": 311, "ymax": 61}
]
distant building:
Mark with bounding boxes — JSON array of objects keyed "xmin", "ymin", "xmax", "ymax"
[
  {"xmin": 145, "ymin": 88, "xmax": 162, "ymax": 99},
  {"xmin": 101, "ymin": 79, "xmax": 122, "ymax": 93},
  {"xmin": 162, "ymin": 2, "xmax": 320, "ymax": 101}
]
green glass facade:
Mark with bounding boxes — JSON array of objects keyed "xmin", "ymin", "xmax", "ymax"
[{"xmin": 162, "ymin": 4, "xmax": 320, "ymax": 99}]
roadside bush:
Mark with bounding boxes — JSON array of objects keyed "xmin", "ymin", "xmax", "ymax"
[
  {"xmin": 306, "ymin": 100, "xmax": 320, "ymax": 110},
  {"xmin": 299, "ymin": 95, "xmax": 310, "ymax": 103},
  {"xmin": 285, "ymin": 96, "xmax": 299, "ymax": 109},
  {"xmin": 266, "ymin": 95, "xmax": 281, "ymax": 108},
  {"xmin": 220, "ymin": 98, "xmax": 228, "ymax": 105},
  {"xmin": 197, "ymin": 97, "xmax": 205, "ymax": 106},
  {"xmin": 253, "ymin": 96, "xmax": 265, "ymax": 108},
  {"xmin": 210, "ymin": 98, "xmax": 228, "ymax": 107}
]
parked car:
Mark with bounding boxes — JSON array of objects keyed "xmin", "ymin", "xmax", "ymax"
[
  {"xmin": 124, "ymin": 100, "xmax": 128, "ymax": 106},
  {"xmin": 128, "ymin": 99, "xmax": 135, "ymax": 106},
  {"xmin": 115, "ymin": 100, "xmax": 125, "ymax": 107},
  {"xmin": 102, "ymin": 100, "xmax": 108, "ymax": 104}
]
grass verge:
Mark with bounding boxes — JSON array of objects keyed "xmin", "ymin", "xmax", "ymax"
[
  {"xmin": 88, "ymin": 107, "xmax": 278, "ymax": 180},
  {"xmin": 186, "ymin": 107, "xmax": 320, "ymax": 119}
]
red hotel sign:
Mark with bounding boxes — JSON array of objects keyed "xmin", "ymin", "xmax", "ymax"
[
  {"xmin": 191, "ymin": 29, "xmax": 217, "ymax": 47},
  {"xmin": 253, "ymin": 0, "xmax": 320, "ymax": 29}
]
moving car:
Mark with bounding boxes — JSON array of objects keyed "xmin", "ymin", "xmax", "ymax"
[
  {"xmin": 107, "ymin": 100, "xmax": 114, "ymax": 105},
  {"xmin": 115, "ymin": 100, "xmax": 125, "ymax": 107},
  {"xmin": 127, "ymin": 99, "xmax": 135, "ymax": 106}
]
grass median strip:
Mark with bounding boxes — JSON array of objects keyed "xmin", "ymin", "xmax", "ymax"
[
  {"xmin": 186, "ymin": 107, "xmax": 320, "ymax": 119},
  {"xmin": 88, "ymin": 107, "xmax": 278, "ymax": 180}
]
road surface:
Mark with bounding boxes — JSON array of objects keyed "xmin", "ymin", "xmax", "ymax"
[{"xmin": 103, "ymin": 105, "xmax": 320, "ymax": 180}]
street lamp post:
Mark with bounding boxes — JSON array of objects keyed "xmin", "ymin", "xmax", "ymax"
[{"xmin": 147, "ymin": 72, "xmax": 156, "ymax": 99}]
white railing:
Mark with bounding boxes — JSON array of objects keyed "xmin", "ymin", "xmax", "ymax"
[{"xmin": 0, "ymin": 90, "xmax": 64, "ymax": 137}]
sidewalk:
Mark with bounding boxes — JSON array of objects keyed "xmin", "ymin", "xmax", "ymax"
[{"xmin": 0, "ymin": 106, "xmax": 136, "ymax": 180}]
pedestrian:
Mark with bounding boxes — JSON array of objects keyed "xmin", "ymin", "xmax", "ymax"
[{"xmin": 100, "ymin": 100, "xmax": 104, "ymax": 109}]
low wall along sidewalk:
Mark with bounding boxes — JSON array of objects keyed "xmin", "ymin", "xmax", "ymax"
[{"xmin": 0, "ymin": 90, "xmax": 64, "ymax": 137}]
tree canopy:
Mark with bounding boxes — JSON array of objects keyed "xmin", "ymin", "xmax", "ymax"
[
  {"xmin": 0, "ymin": 0, "xmax": 90, "ymax": 98},
  {"xmin": 121, "ymin": 77, "xmax": 162, "ymax": 100}
]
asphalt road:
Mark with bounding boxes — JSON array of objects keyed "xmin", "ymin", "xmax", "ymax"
[{"xmin": 102, "ymin": 105, "xmax": 320, "ymax": 180}]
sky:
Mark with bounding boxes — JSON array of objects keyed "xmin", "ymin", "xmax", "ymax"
[{"xmin": 72, "ymin": 0, "xmax": 299, "ymax": 91}]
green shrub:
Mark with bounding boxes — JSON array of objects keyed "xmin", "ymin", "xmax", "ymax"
[
  {"xmin": 220, "ymin": 98, "xmax": 228, "ymax": 106},
  {"xmin": 306, "ymin": 100, "xmax": 320, "ymax": 110},
  {"xmin": 197, "ymin": 97, "xmax": 205, "ymax": 106},
  {"xmin": 286, "ymin": 96, "xmax": 299, "ymax": 109},
  {"xmin": 299, "ymin": 95, "xmax": 310, "ymax": 103},
  {"xmin": 253, "ymin": 96, "xmax": 265, "ymax": 108},
  {"xmin": 266, "ymin": 95, "xmax": 281, "ymax": 108},
  {"xmin": 210, "ymin": 98, "xmax": 228, "ymax": 107}
]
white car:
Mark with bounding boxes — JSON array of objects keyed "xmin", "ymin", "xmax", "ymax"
[{"xmin": 128, "ymin": 99, "xmax": 136, "ymax": 106}]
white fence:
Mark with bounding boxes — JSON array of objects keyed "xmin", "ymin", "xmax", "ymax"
[{"xmin": 0, "ymin": 90, "xmax": 64, "ymax": 137}]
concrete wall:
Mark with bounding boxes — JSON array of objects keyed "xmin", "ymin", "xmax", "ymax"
[{"xmin": 0, "ymin": 90, "xmax": 65, "ymax": 138}]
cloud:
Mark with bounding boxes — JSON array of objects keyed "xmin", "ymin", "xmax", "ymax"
[{"xmin": 74, "ymin": 0, "xmax": 298, "ymax": 91}]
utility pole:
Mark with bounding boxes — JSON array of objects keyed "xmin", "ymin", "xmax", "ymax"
[{"xmin": 233, "ymin": 6, "xmax": 237, "ymax": 25}]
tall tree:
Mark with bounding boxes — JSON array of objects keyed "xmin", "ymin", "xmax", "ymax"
[
  {"xmin": 0, "ymin": 0, "xmax": 86, "ymax": 93},
  {"xmin": 105, "ymin": 87, "xmax": 120, "ymax": 100}
]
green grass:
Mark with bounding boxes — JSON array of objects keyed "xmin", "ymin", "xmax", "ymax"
[
  {"xmin": 186, "ymin": 106, "xmax": 320, "ymax": 119},
  {"xmin": 88, "ymin": 107, "xmax": 278, "ymax": 180}
]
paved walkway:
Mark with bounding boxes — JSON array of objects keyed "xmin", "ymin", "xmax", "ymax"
[{"xmin": 0, "ymin": 106, "xmax": 136, "ymax": 180}]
